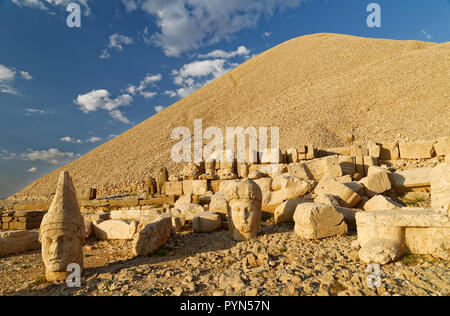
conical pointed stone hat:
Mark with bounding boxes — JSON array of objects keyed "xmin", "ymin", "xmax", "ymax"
[{"xmin": 39, "ymin": 171, "xmax": 85, "ymax": 241}]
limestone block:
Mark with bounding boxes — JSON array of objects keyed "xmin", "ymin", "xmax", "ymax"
[
  {"xmin": 253, "ymin": 177, "xmax": 272, "ymax": 193},
  {"xmin": 293, "ymin": 203, "xmax": 348, "ymax": 240},
  {"xmin": 314, "ymin": 175, "xmax": 361, "ymax": 208},
  {"xmin": 165, "ymin": 181, "xmax": 183, "ymax": 196},
  {"xmin": 364, "ymin": 156, "xmax": 378, "ymax": 176},
  {"xmin": 274, "ymin": 195, "xmax": 314, "ymax": 224},
  {"xmin": 169, "ymin": 208, "xmax": 186, "ymax": 231},
  {"xmin": 368, "ymin": 141, "xmax": 381, "ymax": 159},
  {"xmin": 359, "ymin": 238, "xmax": 403, "ymax": 265},
  {"xmin": 359, "ymin": 168, "xmax": 392, "ymax": 197},
  {"xmin": 339, "ymin": 155, "xmax": 356, "ymax": 176},
  {"xmin": 378, "ymin": 142, "xmax": 400, "ymax": 160},
  {"xmin": 356, "ymin": 209, "xmax": 450, "ymax": 263},
  {"xmin": 192, "ymin": 212, "xmax": 222, "ymax": 233},
  {"xmin": 314, "ymin": 193, "xmax": 340, "ymax": 207},
  {"xmin": 260, "ymin": 148, "xmax": 283, "ymax": 164},
  {"xmin": 392, "ymin": 168, "xmax": 432, "ymax": 190},
  {"xmin": 363, "ymin": 195, "xmax": 403, "ymax": 211},
  {"xmin": 434, "ymin": 137, "xmax": 450, "ymax": 157},
  {"xmin": 431, "ymin": 163, "xmax": 450, "ymax": 210},
  {"xmin": 209, "ymin": 191, "xmax": 227, "ymax": 215},
  {"xmin": 286, "ymin": 148, "xmax": 299, "ymax": 163},
  {"xmin": 175, "ymin": 202, "xmax": 205, "ymax": 221},
  {"xmin": 0, "ymin": 230, "xmax": 40, "ymax": 256},
  {"xmin": 305, "ymin": 144, "xmax": 316, "ymax": 160},
  {"xmin": 344, "ymin": 181, "xmax": 365, "ymax": 196},
  {"xmin": 334, "ymin": 206, "xmax": 361, "ymax": 226},
  {"xmin": 132, "ymin": 214, "xmax": 172, "ymax": 256},
  {"xmin": 350, "ymin": 144, "xmax": 365, "ymax": 178},
  {"xmin": 399, "ymin": 141, "xmax": 436, "ymax": 159},
  {"xmin": 93, "ymin": 220, "xmax": 139, "ymax": 240},
  {"xmin": 288, "ymin": 156, "xmax": 343, "ymax": 181}
]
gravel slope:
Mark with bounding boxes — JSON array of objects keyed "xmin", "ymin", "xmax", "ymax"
[{"xmin": 11, "ymin": 33, "xmax": 450, "ymax": 201}]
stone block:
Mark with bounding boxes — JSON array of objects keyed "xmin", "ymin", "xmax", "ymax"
[
  {"xmin": 431, "ymin": 163, "xmax": 450, "ymax": 210},
  {"xmin": 314, "ymin": 175, "xmax": 361, "ymax": 208},
  {"xmin": 286, "ymin": 148, "xmax": 299, "ymax": 164},
  {"xmin": 274, "ymin": 196, "xmax": 313, "ymax": 224},
  {"xmin": 378, "ymin": 142, "xmax": 400, "ymax": 160},
  {"xmin": 363, "ymin": 195, "xmax": 403, "ymax": 211},
  {"xmin": 434, "ymin": 137, "xmax": 450, "ymax": 157},
  {"xmin": 165, "ymin": 181, "xmax": 183, "ymax": 196},
  {"xmin": 93, "ymin": 220, "xmax": 138, "ymax": 240},
  {"xmin": 359, "ymin": 167, "xmax": 392, "ymax": 197},
  {"xmin": 192, "ymin": 212, "xmax": 222, "ymax": 233},
  {"xmin": 132, "ymin": 214, "xmax": 172, "ymax": 256},
  {"xmin": 392, "ymin": 167, "xmax": 432, "ymax": 191},
  {"xmin": 0, "ymin": 230, "xmax": 40, "ymax": 256},
  {"xmin": 209, "ymin": 191, "xmax": 227, "ymax": 215},
  {"xmin": 293, "ymin": 203, "xmax": 348, "ymax": 240},
  {"xmin": 399, "ymin": 141, "xmax": 436, "ymax": 159}
]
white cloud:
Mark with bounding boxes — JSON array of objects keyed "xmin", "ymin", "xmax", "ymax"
[
  {"xmin": 20, "ymin": 71, "xmax": 33, "ymax": 80},
  {"xmin": 154, "ymin": 105, "xmax": 164, "ymax": 113},
  {"xmin": 75, "ymin": 89, "xmax": 133, "ymax": 123},
  {"xmin": 421, "ymin": 30, "xmax": 433, "ymax": 40},
  {"xmin": 21, "ymin": 148, "xmax": 79, "ymax": 165},
  {"xmin": 108, "ymin": 33, "xmax": 134, "ymax": 51},
  {"xmin": 263, "ymin": 31, "xmax": 272, "ymax": 38},
  {"xmin": 198, "ymin": 46, "xmax": 250, "ymax": 59},
  {"xmin": 60, "ymin": 136, "xmax": 83, "ymax": 144},
  {"xmin": 12, "ymin": 0, "xmax": 91, "ymax": 16},
  {"xmin": 27, "ymin": 167, "xmax": 38, "ymax": 173},
  {"xmin": 0, "ymin": 150, "xmax": 17, "ymax": 160},
  {"xmin": 100, "ymin": 49, "xmax": 111, "ymax": 60},
  {"xmin": 0, "ymin": 64, "xmax": 33, "ymax": 95},
  {"xmin": 123, "ymin": 0, "xmax": 303, "ymax": 56},
  {"xmin": 26, "ymin": 108, "xmax": 48, "ymax": 116},
  {"xmin": 141, "ymin": 91, "xmax": 157, "ymax": 99},
  {"xmin": 86, "ymin": 136, "xmax": 103, "ymax": 143}
]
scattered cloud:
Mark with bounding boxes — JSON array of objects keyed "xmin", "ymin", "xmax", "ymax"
[
  {"xmin": 0, "ymin": 64, "xmax": 33, "ymax": 95},
  {"xmin": 141, "ymin": 91, "xmax": 157, "ymax": 99},
  {"xmin": 60, "ymin": 136, "xmax": 83, "ymax": 144},
  {"xmin": 27, "ymin": 167, "xmax": 38, "ymax": 173},
  {"xmin": 154, "ymin": 105, "xmax": 164, "ymax": 113},
  {"xmin": 198, "ymin": 46, "xmax": 250, "ymax": 59},
  {"xmin": 123, "ymin": 0, "xmax": 303, "ymax": 56},
  {"xmin": 0, "ymin": 150, "xmax": 17, "ymax": 161},
  {"xmin": 20, "ymin": 148, "xmax": 79, "ymax": 165},
  {"xmin": 74, "ymin": 89, "xmax": 133, "ymax": 124},
  {"xmin": 100, "ymin": 33, "xmax": 134, "ymax": 59},
  {"xmin": 86, "ymin": 136, "xmax": 103, "ymax": 143},
  {"xmin": 421, "ymin": 30, "xmax": 433, "ymax": 40},
  {"xmin": 263, "ymin": 31, "xmax": 272, "ymax": 38},
  {"xmin": 20, "ymin": 71, "xmax": 33, "ymax": 80},
  {"xmin": 168, "ymin": 58, "xmax": 237, "ymax": 98},
  {"xmin": 12, "ymin": 0, "xmax": 92, "ymax": 16},
  {"xmin": 26, "ymin": 108, "xmax": 49, "ymax": 116}
]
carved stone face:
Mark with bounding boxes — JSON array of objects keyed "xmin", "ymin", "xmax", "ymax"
[
  {"xmin": 229, "ymin": 199, "xmax": 260, "ymax": 233},
  {"xmin": 42, "ymin": 229, "xmax": 81, "ymax": 272}
]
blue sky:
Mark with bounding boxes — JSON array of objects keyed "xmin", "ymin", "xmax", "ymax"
[{"xmin": 0, "ymin": 0, "xmax": 449, "ymax": 199}]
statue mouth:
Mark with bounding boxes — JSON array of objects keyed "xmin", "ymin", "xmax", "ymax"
[{"xmin": 49, "ymin": 258, "xmax": 64, "ymax": 264}]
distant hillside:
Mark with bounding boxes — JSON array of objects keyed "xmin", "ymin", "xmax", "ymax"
[{"xmin": 11, "ymin": 33, "xmax": 450, "ymax": 201}]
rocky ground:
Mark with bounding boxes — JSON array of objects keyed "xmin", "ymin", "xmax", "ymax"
[{"xmin": 0, "ymin": 221, "xmax": 448, "ymax": 296}]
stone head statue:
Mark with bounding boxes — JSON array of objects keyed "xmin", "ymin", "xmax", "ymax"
[
  {"xmin": 39, "ymin": 171, "xmax": 85, "ymax": 282},
  {"xmin": 224, "ymin": 179, "xmax": 262, "ymax": 241}
]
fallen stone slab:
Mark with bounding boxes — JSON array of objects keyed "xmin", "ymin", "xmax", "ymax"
[
  {"xmin": 132, "ymin": 214, "xmax": 172, "ymax": 256},
  {"xmin": 287, "ymin": 156, "xmax": 343, "ymax": 181},
  {"xmin": 192, "ymin": 212, "xmax": 222, "ymax": 233},
  {"xmin": 391, "ymin": 167, "xmax": 432, "ymax": 191},
  {"xmin": 363, "ymin": 195, "xmax": 403, "ymax": 211},
  {"xmin": 314, "ymin": 193, "xmax": 340, "ymax": 207},
  {"xmin": 0, "ymin": 230, "xmax": 40, "ymax": 256},
  {"xmin": 209, "ymin": 191, "xmax": 227, "ymax": 216},
  {"xmin": 293, "ymin": 203, "xmax": 348, "ymax": 240},
  {"xmin": 356, "ymin": 209, "xmax": 450, "ymax": 264},
  {"xmin": 314, "ymin": 175, "xmax": 361, "ymax": 208},
  {"xmin": 378, "ymin": 142, "xmax": 400, "ymax": 161},
  {"xmin": 93, "ymin": 220, "xmax": 138, "ymax": 240},
  {"xmin": 399, "ymin": 141, "xmax": 436, "ymax": 159}
]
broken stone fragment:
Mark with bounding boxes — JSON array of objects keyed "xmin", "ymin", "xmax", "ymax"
[
  {"xmin": 93, "ymin": 220, "xmax": 138, "ymax": 240},
  {"xmin": 358, "ymin": 167, "xmax": 392, "ymax": 198},
  {"xmin": 132, "ymin": 214, "xmax": 172, "ymax": 257},
  {"xmin": 431, "ymin": 163, "xmax": 450, "ymax": 210},
  {"xmin": 363, "ymin": 195, "xmax": 403, "ymax": 211},
  {"xmin": 359, "ymin": 238, "xmax": 402, "ymax": 265},
  {"xmin": 274, "ymin": 195, "xmax": 314, "ymax": 224},
  {"xmin": 314, "ymin": 175, "xmax": 361, "ymax": 208},
  {"xmin": 293, "ymin": 203, "xmax": 348, "ymax": 240}
]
